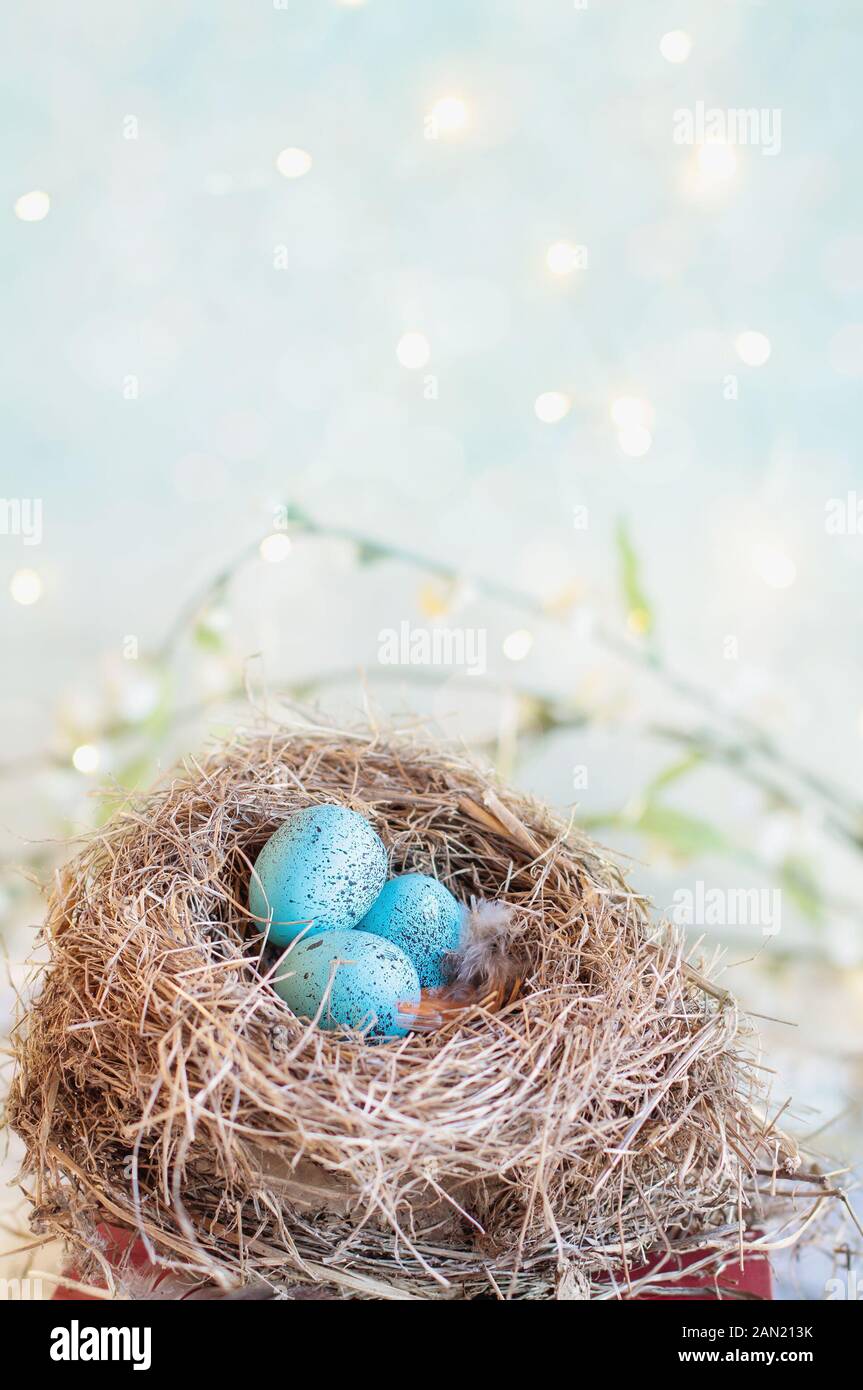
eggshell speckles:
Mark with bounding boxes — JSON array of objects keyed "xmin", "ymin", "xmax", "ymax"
[
  {"xmin": 358, "ymin": 873, "xmax": 466, "ymax": 989},
  {"xmin": 273, "ymin": 930, "xmax": 420, "ymax": 1039},
  {"xmin": 249, "ymin": 804, "xmax": 387, "ymax": 946}
]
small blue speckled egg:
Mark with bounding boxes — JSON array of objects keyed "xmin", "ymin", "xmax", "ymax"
[
  {"xmin": 249, "ymin": 804, "xmax": 387, "ymax": 947},
  {"xmin": 273, "ymin": 929, "xmax": 420, "ymax": 1040},
  {"xmin": 358, "ymin": 873, "xmax": 466, "ymax": 989}
]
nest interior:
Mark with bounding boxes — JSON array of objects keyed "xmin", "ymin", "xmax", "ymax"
[{"xmin": 8, "ymin": 723, "xmax": 800, "ymax": 1299}]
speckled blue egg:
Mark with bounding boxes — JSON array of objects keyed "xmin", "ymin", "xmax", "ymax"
[
  {"xmin": 358, "ymin": 873, "xmax": 466, "ymax": 989},
  {"xmin": 249, "ymin": 804, "xmax": 387, "ymax": 947},
  {"xmin": 272, "ymin": 930, "xmax": 420, "ymax": 1040}
]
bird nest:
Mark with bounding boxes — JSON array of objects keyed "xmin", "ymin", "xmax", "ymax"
[{"xmin": 8, "ymin": 721, "xmax": 813, "ymax": 1299}]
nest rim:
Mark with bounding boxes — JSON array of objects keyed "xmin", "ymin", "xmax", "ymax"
[{"xmin": 7, "ymin": 718, "xmax": 805, "ymax": 1299}]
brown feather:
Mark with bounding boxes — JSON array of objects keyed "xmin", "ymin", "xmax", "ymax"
[
  {"xmin": 399, "ymin": 899, "xmax": 524, "ymax": 1031},
  {"xmin": 447, "ymin": 898, "xmax": 523, "ymax": 994}
]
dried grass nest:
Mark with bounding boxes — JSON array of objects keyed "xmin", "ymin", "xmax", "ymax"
[{"xmin": 9, "ymin": 722, "xmax": 815, "ymax": 1300}]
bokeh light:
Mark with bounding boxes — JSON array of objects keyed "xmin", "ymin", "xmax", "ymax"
[
  {"xmin": 396, "ymin": 332, "xmax": 431, "ymax": 369},
  {"xmin": 14, "ymin": 190, "xmax": 50, "ymax": 221},
  {"xmin": 72, "ymin": 743, "xmax": 100, "ymax": 775},
  {"xmin": 276, "ymin": 147, "xmax": 312, "ymax": 179},
  {"xmin": 660, "ymin": 31, "xmax": 693, "ymax": 64},
  {"xmin": 9, "ymin": 569, "xmax": 42, "ymax": 605},
  {"xmin": 427, "ymin": 95, "xmax": 469, "ymax": 138},
  {"xmin": 545, "ymin": 241, "xmax": 582, "ymax": 276},
  {"xmin": 503, "ymin": 629, "xmax": 534, "ymax": 661},
  {"xmin": 693, "ymin": 141, "xmax": 738, "ymax": 193},
  {"xmin": 534, "ymin": 391, "xmax": 570, "ymax": 423},
  {"xmin": 736, "ymin": 331, "xmax": 772, "ymax": 366},
  {"xmin": 260, "ymin": 533, "xmax": 292, "ymax": 563}
]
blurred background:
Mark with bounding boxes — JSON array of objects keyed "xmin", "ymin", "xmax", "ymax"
[{"xmin": 2, "ymin": 0, "xmax": 862, "ymax": 1298}]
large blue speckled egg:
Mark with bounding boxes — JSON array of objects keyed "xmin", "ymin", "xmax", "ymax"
[
  {"xmin": 249, "ymin": 804, "xmax": 387, "ymax": 947},
  {"xmin": 358, "ymin": 873, "xmax": 466, "ymax": 989},
  {"xmin": 273, "ymin": 930, "xmax": 420, "ymax": 1040}
]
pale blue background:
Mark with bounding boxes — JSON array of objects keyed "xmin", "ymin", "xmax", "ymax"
[{"xmin": 3, "ymin": 1, "xmax": 863, "ymax": 745}]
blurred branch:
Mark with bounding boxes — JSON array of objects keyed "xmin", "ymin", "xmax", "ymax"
[{"xmin": 150, "ymin": 507, "xmax": 863, "ymax": 849}]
